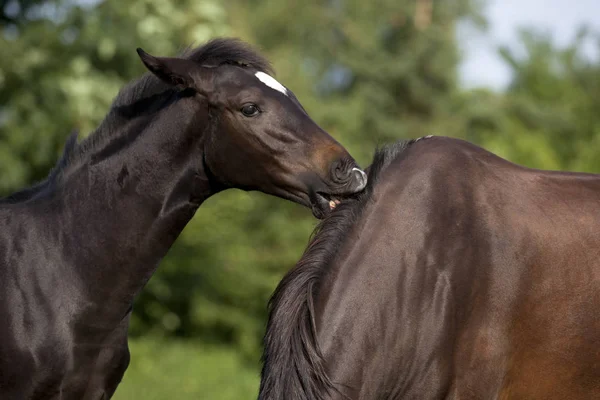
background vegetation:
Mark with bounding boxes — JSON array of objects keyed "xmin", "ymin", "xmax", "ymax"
[{"xmin": 1, "ymin": 0, "xmax": 598, "ymax": 398}]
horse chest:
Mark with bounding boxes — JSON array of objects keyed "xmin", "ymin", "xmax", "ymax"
[{"xmin": 0, "ymin": 325, "xmax": 129, "ymax": 400}]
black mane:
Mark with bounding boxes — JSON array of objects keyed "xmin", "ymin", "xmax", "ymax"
[
  {"xmin": 1, "ymin": 38, "xmax": 272, "ymax": 203},
  {"xmin": 73, "ymin": 37, "xmax": 273, "ymax": 169},
  {"xmin": 112, "ymin": 37, "xmax": 273, "ymax": 110},
  {"xmin": 260, "ymin": 138, "xmax": 418, "ymax": 399},
  {"xmin": 0, "ymin": 130, "xmax": 78, "ymax": 204}
]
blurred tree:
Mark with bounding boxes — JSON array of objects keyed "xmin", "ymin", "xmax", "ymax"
[
  {"xmin": 0, "ymin": 0, "xmax": 50, "ymax": 25},
  {"xmin": 6, "ymin": 1, "xmax": 600, "ymax": 398},
  {"xmin": 471, "ymin": 27, "xmax": 600, "ymax": 172},
  {"xmin": 0, "ymin": 0, "xmax": 491, "ymax": 362},
  {"xmin": 0, "ymin": 0, "xmax": 315, "ymax": 365},
  {"xmin": 0, "ymin": 0, "xmax": 229, "ymax": 191},
  {"xmin": 228, "ymin": 0, "xmax": 486, "ymax": 164}
]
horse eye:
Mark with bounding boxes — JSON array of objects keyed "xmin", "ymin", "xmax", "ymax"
[{"xmin": 241, "ymin": 104, "xmax": 260, "ymax": 117}]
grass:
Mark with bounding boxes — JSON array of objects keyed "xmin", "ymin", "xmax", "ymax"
[{"xmin": 113, "ymin": 338, "xmax": 260, "ymax": 400}]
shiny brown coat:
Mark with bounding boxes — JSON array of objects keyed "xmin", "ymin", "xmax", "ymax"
[
  {"xmin": 0, "ymin": 38, "xmax": 366, "ymax": 400},
  {"xmin": 261, "ymin": 136, "xmax": 600, "ymax": 399}
]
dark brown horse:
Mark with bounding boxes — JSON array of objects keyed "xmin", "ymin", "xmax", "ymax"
[
  {"xmin": 260, "ymin": 136, "xmax": 600, "ymax": 399},
  {"xmin": 0, "ymin": 38, "xmax": 366, "ymax": 399}
]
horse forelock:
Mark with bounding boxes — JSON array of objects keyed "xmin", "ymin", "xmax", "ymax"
[
  {"xmin": 182, "ymin": 37, "xmax": 273, "ymax": 74},
  {"xmin": 260, "ymin": 138, "xmax": 421, "ymax": 399}
]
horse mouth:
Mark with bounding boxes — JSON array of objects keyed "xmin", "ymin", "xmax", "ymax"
[{"xmin": 311, "ymin": 192, "xmax": 342, "ymax": 219}]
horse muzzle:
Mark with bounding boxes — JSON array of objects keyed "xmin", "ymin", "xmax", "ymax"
[
  {"xmin": 309, "ymin": 164, "xmax": 368, "ymax": 218},
  {"xmin": 350, "ymin": 167, "xmax": 368, "ymax": 193}
]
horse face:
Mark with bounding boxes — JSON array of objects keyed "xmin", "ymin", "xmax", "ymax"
[{"xmin": 137, "ymin": 49, "xmax": 367, "ymax": 218}]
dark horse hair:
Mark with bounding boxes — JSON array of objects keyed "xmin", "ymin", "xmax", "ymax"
[
  {"xmin": 86, "ymin": 37, "xmax": 274, "ymax": 161},
  {"xmin": 0, "ymin": 37, "xmax": 369, "ymax": 398},
  {"xmin": 1, "ymin": 131, "xmax": 79, "ymax": 204},
  {"xmin": 73, "ymin": 38, "xmax": 273, "ymax": 172},
  {"xmin": 111, "ymin": 37, "xmax": 273, "ymax": 110},
  {"xmin": 260, "ymin": 138, "xmax": 419, "ymax": 399},
  {"xmin": 1, "ymin": 38, "xmax": 273, "ymax": 205}
]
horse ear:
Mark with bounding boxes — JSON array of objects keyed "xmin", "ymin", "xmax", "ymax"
[
  {"xmin": 136, "ymin": 48, "xmax": 216, "ymax": 97},
  {"xmin": 136, "ymin": 48, "xmax": 198, "ymax": 88}
]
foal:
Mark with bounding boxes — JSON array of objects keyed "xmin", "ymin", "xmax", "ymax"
[{"xmin": 0, "ymin": 38, "xmax": 366, "ymax": 399}]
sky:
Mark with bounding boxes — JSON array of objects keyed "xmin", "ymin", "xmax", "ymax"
[{"xmin": 459, "ymin": 0, "xmax": 600, "ymax": 89}]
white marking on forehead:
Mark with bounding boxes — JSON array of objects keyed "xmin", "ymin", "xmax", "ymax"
[{"xmin": 255, "ymin": 72, "xmax": 288, "ymax": 96}]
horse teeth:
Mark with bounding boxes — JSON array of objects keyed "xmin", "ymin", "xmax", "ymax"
[{"xmin": 329, "ymin": 200, "xmax": 336, "ymax": 209}]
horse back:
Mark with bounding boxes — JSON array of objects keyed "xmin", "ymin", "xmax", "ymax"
[{"xmin": 318, "ymin": 137, "xmax": 600, "ymax": 398}]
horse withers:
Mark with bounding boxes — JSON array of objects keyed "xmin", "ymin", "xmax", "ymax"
[
  {"xmin": 261, "ymin": 136, "xmax": 600, "ymax": 399},
  {"xmin": 0, "ymin": 38, "xmax": 366, "ymax": 399}
]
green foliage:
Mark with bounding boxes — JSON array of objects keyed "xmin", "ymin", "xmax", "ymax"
[
  {"xmin": 131, "ymin": 190, "xmax": 317, "ymax": 359},
  {"xmin": 459, "ymin": 27, "xmax": 600, "ymax": 172},
  {"xmin": 2, "ymin": 0, "xmax": 600, "ymax": 398},
  {"xmin": 113, "ymin": 337, "xmax": 259, "ymax": 400},
  {"xmin": 496, "ymin": 27, "xmax": 600, "ymax": 172},
  {"xmin": 0, "ymin": 0, "xmax": 230, "ymax": 190},
  {"xmin": 229, "ymin": 0, "xmax": 486, "ymax": 165}
]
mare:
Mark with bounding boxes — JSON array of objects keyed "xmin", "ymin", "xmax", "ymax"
[
  {"xmin": 0, "ymin": 38, "xmax": 367, "ymax": 399},
  {"xmin": 260, "ymin": 136, "xmax": 600, "ymax": 399}
]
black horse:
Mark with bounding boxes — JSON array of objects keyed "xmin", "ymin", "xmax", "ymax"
[
  {"xmin": 0, "ymin": 38, "xmax": 366, "ymax": 399},
  {"xmin": 260, "ymin": 136, "xmax": 600, "ymax": 399}
]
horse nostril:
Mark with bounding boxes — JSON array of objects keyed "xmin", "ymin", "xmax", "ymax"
[
  {"xmin": 329, "ymin": 159, "xmax": 367, "ymax": 190},
  {"xmin": 352, "ymin": 168, "xmax": 367, "ymax": 192},
  {"xmin": 333, "ymin": 164, "xmax": 346, "ymax": 182}
]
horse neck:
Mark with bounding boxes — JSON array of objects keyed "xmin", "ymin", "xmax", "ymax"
[{"xmin": 53, "ymin": 97, "xmax": 214, "ymax": 322}]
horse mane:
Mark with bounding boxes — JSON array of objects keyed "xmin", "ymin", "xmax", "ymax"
[
  {"xmin": 71, "ymin": 37, "xmax": 273, "ymax": 169},
  {"xmin": 259, "ymin": 138, "xmax": 419, "ymax": 399},
  {"xmin": 0, "ymin": 130, "xmax": 78, "ymax": 204},
  {"xmin": 1, "ymin": 38, "xmax": 273, "ymax": 202},
  {"xmin": 112, "ymin": 37, "xmax": 274, "ymax": 110}
]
